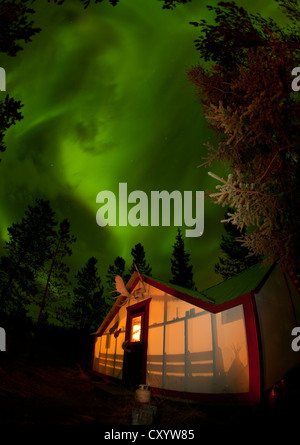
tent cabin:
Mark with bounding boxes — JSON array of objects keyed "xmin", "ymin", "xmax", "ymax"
[{"xmin": 92, "ymin": 263, "xmax": 300, "ymax": 403}]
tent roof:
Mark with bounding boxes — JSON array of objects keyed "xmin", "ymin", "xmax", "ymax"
[
  {"xmin": 95, "ymin": 262, "xmax": 274, "ymax": 335},
  {"xmin": 142, "ymin": 262, "xmax": 274, "ymax": 306},
  {"xmin": 198, "ymin": 262, "xmax": 273, "ymax": 304}
]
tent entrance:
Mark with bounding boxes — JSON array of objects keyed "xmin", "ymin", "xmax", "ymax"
[{"xmin": 122, "ymin": 299, "xmax": 150, "ymax": 389}]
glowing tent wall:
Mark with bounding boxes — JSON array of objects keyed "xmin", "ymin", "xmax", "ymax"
[
  {"xmin": 146, "ymin": 292, "xmax": 249, "ymax": 395},
  {"xmin": 93, "ymin": 283, "xmax": 249, "ymax": 396},
  {"xmin": 93, "ymin": 302, "xmax": 128, "ymax": 379}
]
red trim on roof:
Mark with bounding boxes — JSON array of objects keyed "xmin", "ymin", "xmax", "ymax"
[
  {"xmin": 288, "ymin": 269, "xmax": 300, "ymax": 295},
  {"xmin": 95, "ymin": 267, "xmax": 273, "ymax": 338},
  {"xmin": 95, "ymin": 273, "xmax": 142, "ymax": 337},
  {"xmin": 127, "ymin": 274, "xmax": 140, "ymax": 293},
  {"xmin": 142, "ymin": 276, "xmax": 252, "ymax": 314},
  {"xmin": 95, "ymin": 294, "xmax": 127, "ymax": 337}
]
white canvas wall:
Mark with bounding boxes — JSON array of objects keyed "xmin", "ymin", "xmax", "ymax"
[
  {"xmin": 93, "ymin": 282, "xmax": 249, "ymax": 395},
  {"xmin": 285, "ymin": 274, "xmax": 300, "ymax": 326},
  {"xmin": 93, "ymin": 301, "xmax": 128, "ymax": 378},
  {"xmin": 146, "ymin": 293, "xmax": 249, "ymax": 394},
  {"xmin": 255, "ymin": 268, "xmax": 299, "ymax": 390}
]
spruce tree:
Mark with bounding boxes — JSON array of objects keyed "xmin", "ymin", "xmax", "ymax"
[
  {"xmin": 215, "ymin": 209, "xmax": 262, "ymax": 280},
  {"xmin": 130, "ymin": 243, "xmax": 152, "ymax": 277},
  {"xmin": 0, "ymin": 1, "xmax": 41, "ymax": 57},
  {"xmin": 187, "ymin": 1, "xmax": 300, "ymax": 271},
  {"xmin": 106, "ymin": 256, "xmax": 126, "ymax": 289},
  {"xmin": 0, "ymin": 199, "xmax": 57, "ymax": 315},
  {"xmin": 36, "ymin": 219, "xmax": 76, "ymax": 326},
  {"xmin": 0, "ymin": 95, "xmax": 24, "ymax": 159},
  {"xmin": 68, "ymin": 257, "xmax": 105, "ymax": 333},
  {"xmin": 0, "ymin": 2, "xmax": 40, "ymax": 160},
  {"xmin": 170, "ymin": 229, "xmax": 196, "ymax": 290},
  {"xmin": 0, "ymin": 255, "xmax": 35, "ymax": 316}
]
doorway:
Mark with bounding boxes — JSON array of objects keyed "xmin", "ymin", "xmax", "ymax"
[{"xmin": 122, "ymin": 299, "xmax": 150, "ymax": 389}]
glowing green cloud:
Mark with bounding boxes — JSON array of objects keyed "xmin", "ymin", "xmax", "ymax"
[{"xmin": 0, "ymin": 0, "xmax": 279, "ymax": 290}]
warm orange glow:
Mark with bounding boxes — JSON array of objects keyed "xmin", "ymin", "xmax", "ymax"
[{"xmin": 131, "ymin": 316, "xmax": 142, "ymax": 342}]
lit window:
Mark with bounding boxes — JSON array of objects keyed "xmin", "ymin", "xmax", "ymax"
[{"xmin": 131, "ymin": 316, "xmax": 142, "ymax": 342}]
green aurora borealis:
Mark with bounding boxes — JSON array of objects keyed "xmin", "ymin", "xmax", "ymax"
[{"xmin": 0, "ymin": 0, "xmax": 281, "ymax": 292}]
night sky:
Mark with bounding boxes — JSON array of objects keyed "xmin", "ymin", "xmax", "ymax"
[{"xmin": 0, "ymin": 0, "xmax": 280, "ymax": 292}]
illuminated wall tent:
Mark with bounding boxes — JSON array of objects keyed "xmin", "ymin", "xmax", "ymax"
[{"xmin": 92, "ymin": 263, "xmax": 300, "ymax": 402}]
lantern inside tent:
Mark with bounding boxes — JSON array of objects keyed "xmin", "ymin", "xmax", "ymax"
[{"xmin": 131, "ymin": 316, "xmax": 142, "ymax": 342}]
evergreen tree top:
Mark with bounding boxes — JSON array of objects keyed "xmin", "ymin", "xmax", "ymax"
[
  {"xmin": 170, "ymin": 229, "xmax": 196, "ymax": 290},
  {"xmin": 130, "ymin": 243, "xmax": 152, "ymax": 277}
]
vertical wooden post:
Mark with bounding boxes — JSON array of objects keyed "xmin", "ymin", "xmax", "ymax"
[
  {"xmin": 184, "ymin": 313, "xmax": 189, "ymax": 392},
  {"xmin": 162, "ymin": 294, "xmax": 167, "ymax": 388}
]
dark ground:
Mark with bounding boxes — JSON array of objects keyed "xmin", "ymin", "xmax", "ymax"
[{"xmin": 1, "ymin": 355, "xmax": 300, "ymax": 431}]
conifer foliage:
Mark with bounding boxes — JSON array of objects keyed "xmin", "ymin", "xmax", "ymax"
[
  {"xmin": 68, "ymin": 257, "xmax": 105, "ymax": 333},
  {"xmin": 36, "ymin": 219, "xmax": 76, "ymax": 326},
  {"xmin": 0, "ymin": 199, "xmax": 57, "ymax": 315},
  {"xmin": 187, "ymin": 0, "xmax": 300, "ymax": 271},
  {"xmin": 0, "ymin": 95, "xmax": 24, "ymax": 159},
  {"xmin": 0, "ymin": 1, "xmax": 41, "ymax": 57},
  {"xmin": 215, "ymin": 209, "xmax": 261, "ymax": 280},
  {"xmin": 106, "ymin": 256, "xmax": 126, "ymax": 290},
  {"xmin": 130, "ymin": 243, "xmax": 152, "ymax": 277},
  {"xmin": 170, "ymin": 229, "xmax": 196, "ymax": 290},
  {"xmin": 0, "ymin": 199, "xmax": 77, "ymax": 321}
]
